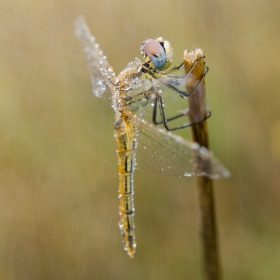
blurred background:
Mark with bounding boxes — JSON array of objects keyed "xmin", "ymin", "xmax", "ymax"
[{"xmin": 0, "ymin": 0, "xmax": 279, "ymax": 279}]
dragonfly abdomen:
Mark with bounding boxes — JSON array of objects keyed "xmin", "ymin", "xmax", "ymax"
[
  {"xmin": 118, "ymin": 171, "xmax": 136, "ymax": 258},
  {"xmin": 115, "ymin": 117, "xmax": 137, "ymax": 258}
]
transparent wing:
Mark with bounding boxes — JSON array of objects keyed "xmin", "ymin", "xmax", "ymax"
[
  {"xmin": 125, "ymin": 110, "xmax": 230, "ymax": 179},
  {"xmin": 74, "ymin": 15, "xmax": 117, "ymax": 98},
  {"xmin": 156, "ymin": 64, "xmax": 208, "ymax": 97}
]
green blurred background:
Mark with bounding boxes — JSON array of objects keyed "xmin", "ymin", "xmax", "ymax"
[{"xmin": 0, "ymin": 0, "xmax": 279, "ymax": 279}]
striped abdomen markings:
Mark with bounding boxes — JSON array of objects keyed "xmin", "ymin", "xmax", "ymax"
[{"xmin": 114, "ymin": 116, "xmax": 137, "ymax": 258}]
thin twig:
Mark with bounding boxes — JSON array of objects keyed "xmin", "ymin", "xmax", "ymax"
[{"xmin": 184, "ymin": 49, "xmax": 221, "ymax": 280}]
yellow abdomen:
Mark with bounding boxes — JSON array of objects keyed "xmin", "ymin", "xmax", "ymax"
[{"xmin": 115, "ymin": 115, "xmax": 137, "ymax": 258}]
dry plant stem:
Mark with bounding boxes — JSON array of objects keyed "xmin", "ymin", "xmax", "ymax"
[{"xmin": 184, "ymin": 50, "xmax": 221, "ymax": 280}]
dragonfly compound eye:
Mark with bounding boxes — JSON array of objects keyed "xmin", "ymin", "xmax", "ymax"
[
  {"xmin": 141, "ymin": 39, "xmax": 167, "ymax": 70},
  {"xmin": 141, "ymin": 37, "xmax": 173, "ymax": 71}
]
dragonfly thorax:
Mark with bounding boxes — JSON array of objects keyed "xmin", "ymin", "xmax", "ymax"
[{"xmin": 115, "ymin": 58, "xmax": 156, "ymax": 114}]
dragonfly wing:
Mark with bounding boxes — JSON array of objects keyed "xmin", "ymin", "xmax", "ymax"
[
  {"xmin": 157, "ymin": 66, "xmax": 206, "ymax": 97},
  {"xmin": 74, "ymin": 15, "xmax": 117, "ymax": 98},
  {"xmin": 126, "ymin": 111, "xmax": 230, "ymax": 179}
]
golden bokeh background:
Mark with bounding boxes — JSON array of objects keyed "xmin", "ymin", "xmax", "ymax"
[{"xmin": 0, "ymin": 0, "xmax": 279, "ymax": 279}]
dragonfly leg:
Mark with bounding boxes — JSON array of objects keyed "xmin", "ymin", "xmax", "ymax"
[
  {"xmin": 153, "ymin": 97, "xmax": 187, "ymax": 125},
  {"xmin": 164, "ymin": 62, "xmax": 184, "ymax": 73},
  {"xmin": 165, "ymin": 65, "xmax": 209, "ymax": 98},
  {"xmin": 152, "ymin": 96, "xmax": 211, "ymax": 131}
]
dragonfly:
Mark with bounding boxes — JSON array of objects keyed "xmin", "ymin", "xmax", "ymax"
[{"xmin": 74, "ymin": 15, "xmax": 230, "ymax": 258}]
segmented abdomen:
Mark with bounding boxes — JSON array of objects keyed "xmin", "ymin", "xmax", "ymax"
[{"xmin": 114, "ymin": 116, "xmax": 137, "ymax": 258}]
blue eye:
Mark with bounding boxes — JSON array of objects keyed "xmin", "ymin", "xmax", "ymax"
[
  {"xmin": 141, "ymin": 39, "xmax": 167, "ymax": 70},
  {"xmin": 148, "ymin": 48, "xmax": 166, "ymax": 70}
]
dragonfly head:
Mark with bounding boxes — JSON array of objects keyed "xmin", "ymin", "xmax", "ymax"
[{"xmin": 140, "ymin": 37, "xmax": 173, "ymax": 71}]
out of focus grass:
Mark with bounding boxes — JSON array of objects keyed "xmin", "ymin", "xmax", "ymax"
[{"xmin": 0, "ymin": 0, "xmax": 279, "ymax": 279}]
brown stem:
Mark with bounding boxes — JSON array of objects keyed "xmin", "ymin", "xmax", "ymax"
[{"xmin": 184, "ymin": 49, "xmax": 221, "ymax": 280}]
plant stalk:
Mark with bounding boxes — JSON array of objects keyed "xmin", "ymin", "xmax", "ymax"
[{"xmin": 184, "ymin": 49, "xmax": 221, "ymax": 280}]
